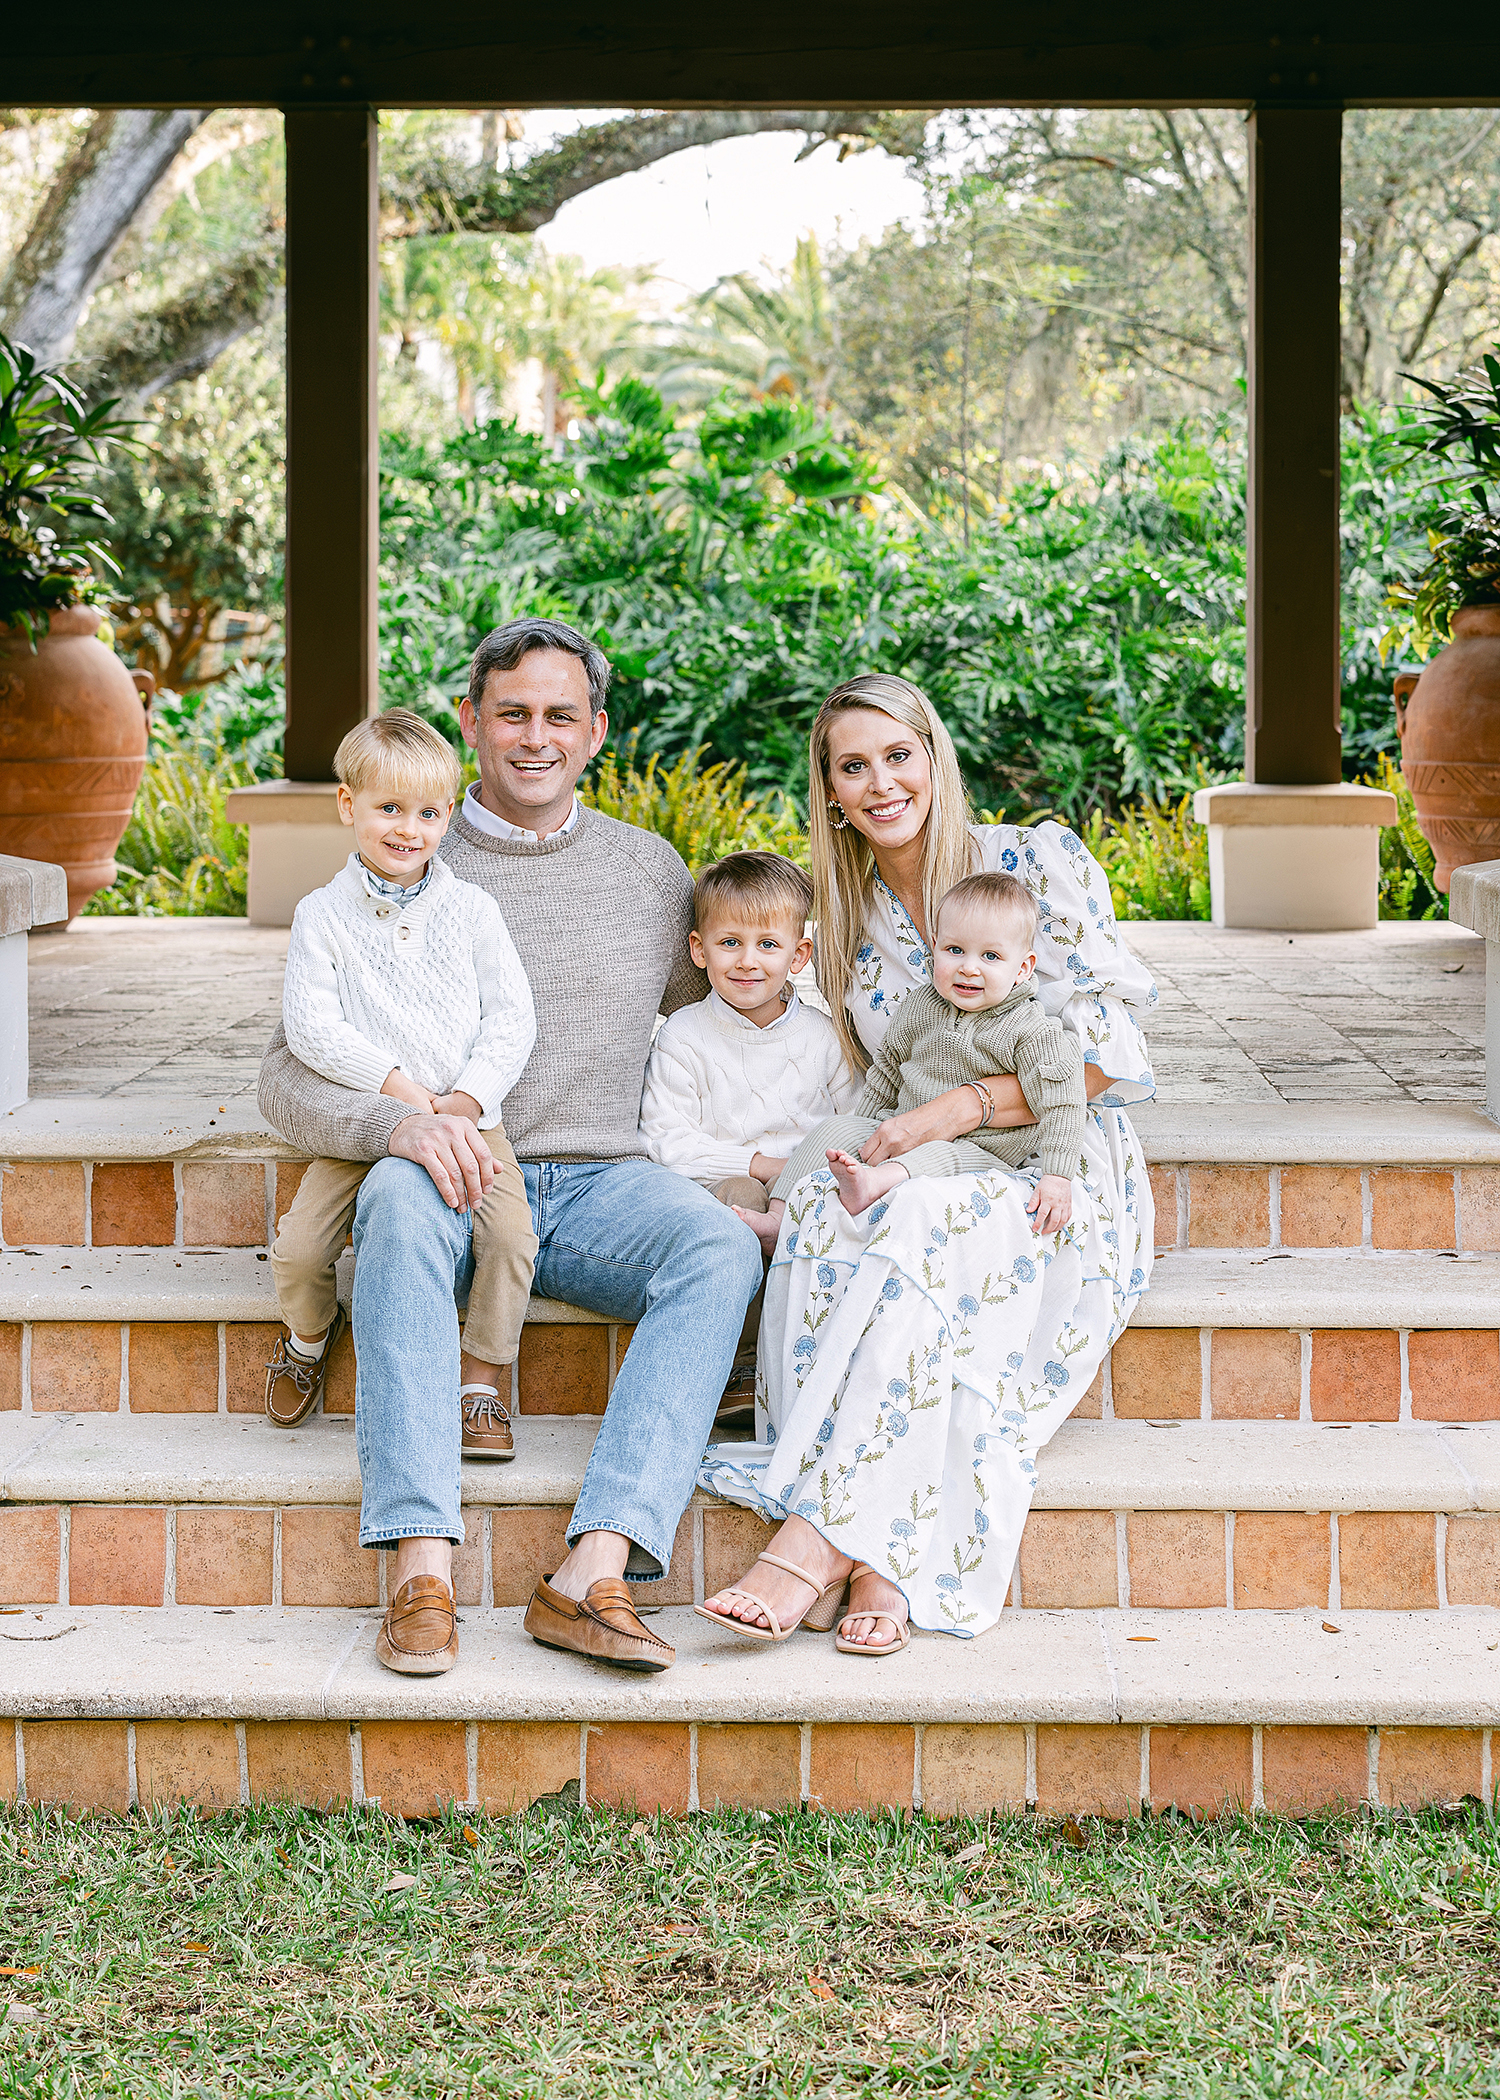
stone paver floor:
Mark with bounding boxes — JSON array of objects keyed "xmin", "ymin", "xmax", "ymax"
[{"xmin": 23, "ymin": 914, "xmax": 1487, "ymax": 1107}]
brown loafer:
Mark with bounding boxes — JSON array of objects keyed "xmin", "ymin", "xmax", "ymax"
[
  {"xmin": 265, "ymin": 1306, "xmax": 346, "ymax": 1428},
  {"xmin": 523, "ymin": 1574, "xmax": 675, "ymax": 1673},
  {"xmin": 375, "ymin": 1575, "xmax": 458, "ymax": 1676},
  {"xmin": 461, "ymin": 1383, "xmax": 514, "ymax": 1461}
]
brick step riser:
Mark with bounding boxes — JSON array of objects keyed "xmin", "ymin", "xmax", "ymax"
[
  {"xmin": 4, "ymin": 1499, "xmax": 1497, "ymax": 1614},
  {"xmin": 1149, "ymin": 1162, "xmax": 1500, "ymax": 1254},
  {"xmin": 1, "ymin": 1714, "xmax": 1491, "ymax": 1821},
  {"xmin": 6, "ymin": 1158, "xmax": 1500, "ymax": 1257},
  {"xmin": 4, "ymin": 1319, "xmax": 1497, "ymax": 1422}
]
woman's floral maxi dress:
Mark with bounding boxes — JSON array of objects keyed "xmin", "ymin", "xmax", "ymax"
[{"xmin": 699, "ymin": 823, "xmax": 1159, "ymax": 1638}]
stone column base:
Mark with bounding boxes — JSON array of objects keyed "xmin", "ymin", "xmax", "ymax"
[
  {"xmin": 224, "ymin": 781, "xmax": 350, "ymax": 927},
  {"xmin": 1192, "ymin": 782, "xmax": 1397, "ymax": 931}
]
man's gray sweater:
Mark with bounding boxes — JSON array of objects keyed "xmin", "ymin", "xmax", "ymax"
[{"xmin": 257, "ymin": 804, "xmax": 706, "ymax": 1165}]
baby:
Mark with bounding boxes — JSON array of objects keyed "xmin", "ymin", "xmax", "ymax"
[
  {"xmin": 741, "ymin": 869, "xmax": 1086, "ymax": 1250},
  {"xmin": 266, "ymin": 708, "xmax": 539, "ymax": 1462},
  {"xmin": 640, "ymin": 849, "xmax": 857, "ymax": 1215}
]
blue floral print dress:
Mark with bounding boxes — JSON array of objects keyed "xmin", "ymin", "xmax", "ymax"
[{"xmin": 699, "ymin": 823, "xmax": 1159, "ymax": 1638}]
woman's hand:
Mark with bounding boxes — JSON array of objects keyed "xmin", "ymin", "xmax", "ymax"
[
  {"xmin": 1027, "ymin": 1174, "xmax": 1073, "ymax": 1235},
  {"xmin": 859, "ymin": 1075, "xmax": 1033, "ymax": 1162}
]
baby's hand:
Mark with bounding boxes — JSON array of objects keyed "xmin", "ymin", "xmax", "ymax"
[{"xmin": 1027, "ymin": 1174, "xmax": 1073, "ymax": 1235}]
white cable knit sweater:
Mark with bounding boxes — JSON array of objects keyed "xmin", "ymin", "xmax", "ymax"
[
  {"xmin": 640, "ymin": 989, "xmax": 857, "ymax": 1186},
  {"xmin": 281, "ymin": 855, "xmax": 536, "ymax": 1127}
]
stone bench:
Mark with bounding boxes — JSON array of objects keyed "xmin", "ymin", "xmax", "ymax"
[{"xmin": 0, "ymin": 855, "xmax": 68, "ymax": 1114}]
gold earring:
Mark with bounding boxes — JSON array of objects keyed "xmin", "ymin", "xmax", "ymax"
[{"xmin": 827, "ymin": 800, "xmax": 850, "ymax": 831}]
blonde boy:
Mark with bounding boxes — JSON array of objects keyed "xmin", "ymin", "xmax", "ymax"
[
  {"xmin": 266, "ymin": 709, "xmax": 539, "ymax": 1460},
  {"xmin": 640, "ymin": 851, "xmax": 856, "ymax": 1212}
]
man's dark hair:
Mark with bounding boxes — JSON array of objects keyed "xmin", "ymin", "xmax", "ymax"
[{"xmin": 466, "ymin": 617, "xmax": 611, "ymax": 718}]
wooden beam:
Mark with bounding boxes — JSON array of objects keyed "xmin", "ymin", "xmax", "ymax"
[
  {"xmin": 1245, "ymin": 106, "xmax": 1343, "ymax": 786},
  {"xmin": 8, "ymin": 3, "xmax": 1500, "ymax": 108},
  {"xmin": 282, "ymin": 107, "xmax": 378, "ymax": 782}
]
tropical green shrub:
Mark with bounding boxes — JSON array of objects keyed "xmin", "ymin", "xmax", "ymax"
[
  {"xmin": 581, "ymin": 734, "xmax": 805, "ymax": 873},
  {"xmin": 1083, "ymin": 794, "xmax": 1212, "ymax": 922},
  {"xmin": 1363, "ymin": 751, "xmax": 1446, "ymax": 920},
  {"xmin": 86, "ymin": 726, "xmax": 257, "ymax": 916}
]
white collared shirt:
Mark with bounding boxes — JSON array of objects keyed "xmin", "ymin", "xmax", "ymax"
[{"xmin": 462, "ymin": 781, "xmax": 581, "ymax": 844}]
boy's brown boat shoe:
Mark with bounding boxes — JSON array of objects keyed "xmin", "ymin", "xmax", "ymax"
[
  {"xmin": 264, "ymin": 1306, "xmax": 346, "ymax": 1428},
  {"xmin": 461, "ymin": 1384, "xmax": 515, "ymax": 1460},
  {"xmin": 523, "ymin": 1574, "xmax": 675, "ymax": 1673},
  {"xmin": 375, "ymin": 1575, "xmax": 458, "ymax": 1675}
]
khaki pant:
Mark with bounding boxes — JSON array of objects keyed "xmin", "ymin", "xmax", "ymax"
[
  {"xmin": 712, "ymin": 1174, "xmax": 768, "ymax": 1354},
  {"xmin": 271, "ymin": 1137, "xmax": 539, "ymax": 1366}
]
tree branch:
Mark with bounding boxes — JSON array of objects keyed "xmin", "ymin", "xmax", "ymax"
[
  {"xmin": 0, "ymin": 109, "xmax": 208, "ymax": 361},
  {"xmin": 379, "ymin": 108, "xmax": 926, "ymax": 238},
  {"xmin": 84, "ymin": 242, "xmax": 283, "ymax": 409}
]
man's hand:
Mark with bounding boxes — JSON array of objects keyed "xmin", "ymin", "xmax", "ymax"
[
  {"xmin": 431, "ymin": 1091, "xmax": 484, "ymax": 1125},
  {"xmin": 1027, "ymin": 1174, "xmax": 1073, "ymax": 1236},
  {"xmin": 749, "ymin": 1152, "xmax": 787, "ymax": 1185},
  {"xmin": 389, "ymin": 1113, "xmax": 495, "ymax": 1210}
]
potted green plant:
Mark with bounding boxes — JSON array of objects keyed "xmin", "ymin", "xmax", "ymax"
[
  {"xmin": 0, "ymin": 331, "xmax": 152, "ymax": 917},
  {"xmin": 1385, "ymin": 347, "xmax": 1500, "ymax": 891}
]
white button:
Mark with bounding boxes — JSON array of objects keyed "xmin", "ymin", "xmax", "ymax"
[{"xmin": 377, "ymin": 906, "xmax": 392, "ymax": 918}]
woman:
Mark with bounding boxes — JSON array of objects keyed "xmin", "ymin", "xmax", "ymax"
[{"xmin": 698, "ymin": 673, "xmax": 1157, "ymax": 1653}]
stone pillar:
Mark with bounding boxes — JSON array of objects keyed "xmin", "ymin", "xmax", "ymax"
[
  {"xmin": 1450, "ymin": 859, "xmax": 1500, "ymax": 1120},
  {"xmin": 231, "ymin": 107, "xmax": 378, "ymax": 925},
  {"xmin": 1204, "ymin": 108, "xmax": 1375, "ymax": 929}
]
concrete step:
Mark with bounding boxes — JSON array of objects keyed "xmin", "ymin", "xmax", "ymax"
[
  {"xmin": 4, "ymin": 1247, "xmax": 1497, "ymax": 1430},
  {"xmin": 4, "ymin": 1413, "xmax": 1500, "ymax": 1615},
  {"xmin": 7, "ymin": 1099, "xmax": 1500, "ymax": 1257},
  {"xmin": 2, "ymin": 1603, "xmax": 1497, "ymax": 1818}
]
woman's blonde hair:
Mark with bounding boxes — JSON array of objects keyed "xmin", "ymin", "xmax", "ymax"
[{"xmin": 808, "ymin": 672, "xmax": 975, "ymax": 1074}]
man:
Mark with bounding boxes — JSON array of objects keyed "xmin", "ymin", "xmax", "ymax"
[{"xmin": 259, "ymin": 617, "xmax": 764, "ymax": 1676}]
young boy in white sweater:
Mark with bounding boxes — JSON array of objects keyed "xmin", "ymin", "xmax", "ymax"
[
  {"xmin": 266, "ymin": 709, "xmax": 539, "ymax": 1461},
  {"xmin": 639, "ymin": 850, "xmax": 856, "ymax": 1215}
]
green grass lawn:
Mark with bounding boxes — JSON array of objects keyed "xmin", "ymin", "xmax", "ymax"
[{"xmin": 3, "ymin": 1798, "xmax": 1500, "ymax": 2097}]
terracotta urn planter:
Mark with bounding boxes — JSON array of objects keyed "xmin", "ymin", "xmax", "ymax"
[
  {"xmin": 1394, "ymin": 604, "xmax": 1500, "ymax": 891},
  {"xmin": 0, "ymin": 605, "xmax": 151, "ymax": 919}
]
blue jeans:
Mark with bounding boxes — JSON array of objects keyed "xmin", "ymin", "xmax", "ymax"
[{"xmin": 351, "ymin": 1155, "xmax": 763, "ymax": 1578}]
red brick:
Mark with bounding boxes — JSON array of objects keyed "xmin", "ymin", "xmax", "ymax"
[
  {"xmin": 0, "ymin": 1324, "xmax": 17, "ymax": 1409},
  {"xmin": 808, "ymin": 1725, "xmax": 914, "ymax": 1813},
  {"xmin": 1311, "ymin": 1330, "xmax": 1401, "ymax": 1421},
  {"xmin": 359, "ymin": 1721, "xmax": 467, "ymax": 1817},
  {"xmin": 1261, "ymin": 1727, "xmax": 1369, "ymax": 1812},
  {"xmin": 1128, "ymin": 1511, "xmax": 1225, "ymax": 1607},
  {"xmin": 697, "ymin": 1725, "xmax": 802, "ymax": 1811},
  {"xmin": 1111, "ymin": 1329, "xmax": 1200, "ymax": 1418},
  {"xmin": 518, "ymin": 1322, "xmax": 609, "ymax": 1414},
  {"xmin": 134, "ymin": 1721, "xmax": 242, "ymax": 1811},
  {"xmin": 175, "ymin": 1508, "xmax": 273, "ymax": 1605},
  {"xmin": 21, "ymin": 1720, "xmax": 129, "ymax": 1813},
  {"xmin": 128, "ymin": 1322, "xmax": 218, "ymax": 1412},
  {"xmin": 30, "ymin": 1323, "xmax": 120, "ymax": 1411},
  {"xmin": 68, "ymin": 1506, "xmax": 166, "ymax": 1605},
  {"xmin": 1409, "ymin": 1331, "xmax": 1500, "ymax": 1421},
  {"xmin": 0, "ymin": 1505, "xmax": 61, "ymax": 1604},
  {"xmin": 586, "ymin": 1723, "xmax": 690, "ymax": 1813},
  {"xmin": 1378, "ymin": 1728, "xmax": 1484, "ymax": 1809},
  {"xmin": 475, "ymin": 1723, "xmax": 579, "ymax": 1814},
  {"xmin": 1338, "ymin": 1512, "xmax": 1438, "ymax": 1609},
  {"xmin": 182, "ymin": 1162, "xmax": 267, "ymax": 1246},
  {"xmin": 245, "ymin": 1722, "xmax": 352, "ymax": 1807},
  {"xmin": 1209, "ymin": 1328, "xmax": 1300, "ymax": 1419},
  {"xmin": 2, "ymin": 1162, "xmax": 84, "ymax": 1246},
  {"xmin": 1020, "ymin": 1511, "xmax": 1117, "ymax": 1607},
  {"xmin": 1149, "ymin": 1726, "xmax": 1253, "ymax": 1814},
  {"xmin": 1035, "ymin": 1725, "xmax": 1140, "ymax": 1818},
  {"xmin": 281, "ymin": 1506, "xmax": 377, "ymax": 1606},
  {"xmin": 90, "ymin": 1162, "xmax": 176, "ymax": 1246}
]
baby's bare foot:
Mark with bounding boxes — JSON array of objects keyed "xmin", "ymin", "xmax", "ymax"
[
  {"xmin": 827, "ymin": 1148, "xmax": 907, "ymax": 1217},
  {"xmin": 735, "ymin": 1200, "xmax": 783, "ymax": 1254}
]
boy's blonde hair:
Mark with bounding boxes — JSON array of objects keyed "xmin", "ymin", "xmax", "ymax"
[
  {"xmin": 333, "ymin": 708, "xmax": 461, "ymax": 806},
  {"xmin": 937, "ymin": 870, "xmax": 1039, "ymax": 949},
  {"xmin": 694, "ymin": 850, "xmax": 812, "ymax": 935}
]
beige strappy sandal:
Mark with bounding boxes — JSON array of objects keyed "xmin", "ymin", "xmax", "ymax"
[
  {"xmin": 694, "ymin": 1552, "xmax": 848, "ymax": 1645},
  {"xmin": 835, "ymin": 1570, "xmax": 912, "ymax": 1657}
]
